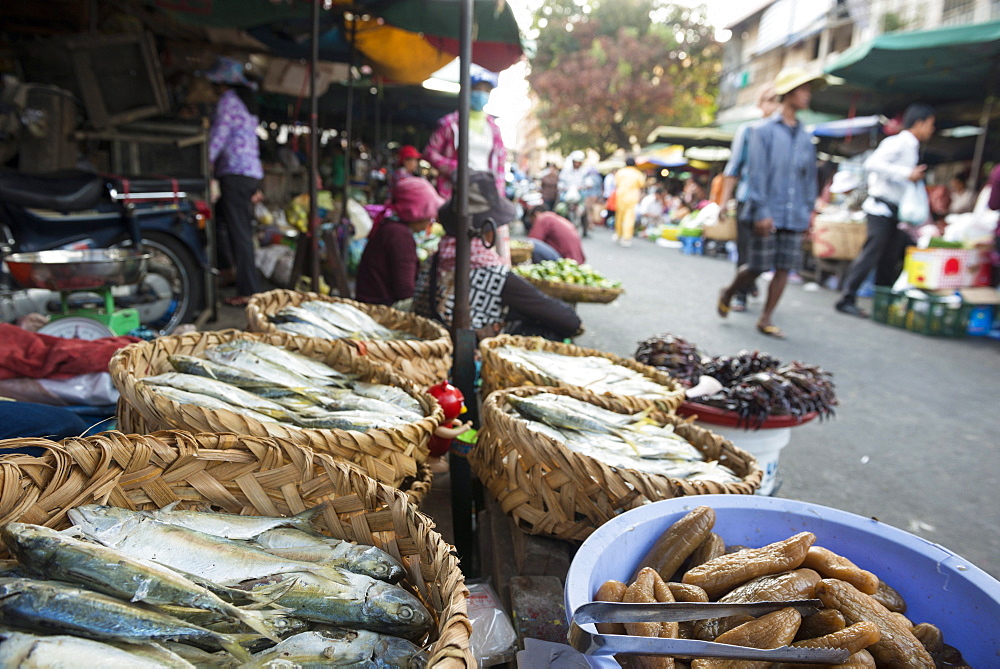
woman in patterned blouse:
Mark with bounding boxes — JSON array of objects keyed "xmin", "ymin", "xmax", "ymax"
[{"xmin": 204, "ymin": 57, "xmax": 264, "ymax": 306}]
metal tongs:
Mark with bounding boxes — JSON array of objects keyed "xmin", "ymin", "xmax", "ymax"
[{"xmin": 570, "ymin": 600, "xmax": 851, "ymax": 664}]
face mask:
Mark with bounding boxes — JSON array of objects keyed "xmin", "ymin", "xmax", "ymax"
[{"xmin": 470, "ymin": 90, "xmax": 490, "ymax": 112}]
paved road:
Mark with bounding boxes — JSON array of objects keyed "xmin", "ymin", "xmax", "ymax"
[{"xmin": 563, "ymin": 226, "xmax": 1000, "ymax": 578}]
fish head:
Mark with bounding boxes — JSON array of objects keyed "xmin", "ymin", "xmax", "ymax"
[
  {"xmin": 0, "ymin": 523, "xmax": 60, "ymax": 560},
  {"xmin": 66, "ymin": 505, "xmax": 142, "ymax": 543},
  {"xmin": 350, "ymin": 546, "xmax": 407, "ymax": 584},
  {"xmin": 373, "ymin": 634, "xmax": 431, "ymax": 669},
  {"xmin": 362, "ymin": 581, "xmax": 433, "ymax": 639}
]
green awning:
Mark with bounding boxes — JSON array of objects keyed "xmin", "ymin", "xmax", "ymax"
[{"xmin": 824, "ymin": 20, "xmax": 1000, "ymax": 100}]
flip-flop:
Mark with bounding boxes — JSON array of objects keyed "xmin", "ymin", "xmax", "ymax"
[
  {"xmin": 717, "ymin": 290, "xmax": 731, "ymax": 318},
  {"xmin": 757, "ymin": 324, "xmax": 786, "ymax": 339}
]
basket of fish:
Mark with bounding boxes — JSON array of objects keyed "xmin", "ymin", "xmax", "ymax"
[
  {"xmin": 479, "ymin": 335, "xmax": 686, "ymax": 414},
  {"xmin": 110, "ymin": 329, "xmax": 444, "ymax": 489},
  {"xmin": 246, "ymin": 290, "xmax": 454, "ymax": 386},
  {"xmin": 471, "ymin": 386, "xmax": 762, "ymax": 542},
  {"xmin": 0, "ymin": 430, "xmax": 472, "ymax": 667}
]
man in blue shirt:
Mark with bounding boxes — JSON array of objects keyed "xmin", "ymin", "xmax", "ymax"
[
  {"xmin": 720, "ymin": 85, "xmax": 779, "ymax": 311},
  {"xmin": 717, "ymin": 68, "xmax": 823, "ymax": 339}
]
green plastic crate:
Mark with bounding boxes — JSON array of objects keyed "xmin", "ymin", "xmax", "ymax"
[
  {"xmin": 904, "ymin": 292, "xmax": 967, "ymax": 336},
  {"xmin": 872, "ymin": 287, "xmax": 909, "ymax": 329}
]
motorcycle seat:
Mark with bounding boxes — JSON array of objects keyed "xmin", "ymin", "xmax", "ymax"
[{"xmin": 0, "ymin": 169, "xmax": 106, "ymax": 212}]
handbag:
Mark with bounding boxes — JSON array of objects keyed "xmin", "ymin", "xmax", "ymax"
[{"xmin": 898, "ymin": 180, "xmax": 930, "ymax": 225}]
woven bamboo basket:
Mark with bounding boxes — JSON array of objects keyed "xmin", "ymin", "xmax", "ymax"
[
  {"xmin": 471, "ymin": 386, "xmax": 762, "ymax": 542},
  {"xmin": 510, "ymin": 241, "xmax": 534, "ymax": 264},
  {"xmin": 110, "ymin": 329, "xmax": 444, "ymax": 489},
  {"xmin": 479, "ymin": 335, "xmax": 685, "ymax": 414},
  {"xmin": 245, "ymin": 290, "xmax": 453, "ymax": 386},
  {"xmin": 521, "ymin": 275, "xmax": 623, "ymax": 304},
  {"xmin": 0, "ymin": 431, "xmax": 472, "ymax": 667}
]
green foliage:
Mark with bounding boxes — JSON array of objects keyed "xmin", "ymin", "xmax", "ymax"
[{"xmin": 528, "ymin": 0, "xmax": 721, "ymax": 158}]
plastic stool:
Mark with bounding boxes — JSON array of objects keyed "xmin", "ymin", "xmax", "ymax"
[{"xmin": 680, "ymin": 236, "xmax": 703, "ymax": 255}]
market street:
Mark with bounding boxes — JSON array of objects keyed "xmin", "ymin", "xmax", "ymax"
[
  {"xmin": 566, "ymin": 226, "xmax": 1000, "ymax": 579},
  {"xmin": 217, "ymin": 228, "xmax": 998, "ymax": 578}
]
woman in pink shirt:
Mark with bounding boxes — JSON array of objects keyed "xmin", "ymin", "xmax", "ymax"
[{"xmin": 525, "ymin": 206, "xmax": 586, "ymax": 263}]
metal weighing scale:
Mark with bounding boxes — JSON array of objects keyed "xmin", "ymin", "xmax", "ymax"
[{"xmin": 5, "ymin": 249, "xmax": 151, "ymax": 339}]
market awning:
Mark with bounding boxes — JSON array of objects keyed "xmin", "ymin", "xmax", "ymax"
[
  {"xmin": 810, "ymin": 115, "xmax": 881, "ymax": 138},
  {"xmin": 824, "ymin": 20, "xmax": 1000, "ymax": 101},
  {"xmin": 645, "ymin": 126, "xmax": 734, "ymax": 148}
]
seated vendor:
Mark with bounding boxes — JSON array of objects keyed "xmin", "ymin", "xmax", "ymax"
[
  {"xmin": 413, "ymin": 171, "xmax": 583, "ymax": 342},
  {"xmin": 355, "ymin": 177, "xmax": 443, "ymax": 307},
  {"xmin": 524, "ymin": 205, "xmax": 586, "ymax": 263}
]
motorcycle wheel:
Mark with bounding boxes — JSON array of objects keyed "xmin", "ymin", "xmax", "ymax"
[{"xmin": 113, "ymin": 232, "xmax": 204, "ymax": 335}]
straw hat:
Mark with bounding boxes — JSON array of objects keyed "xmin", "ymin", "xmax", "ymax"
[{"xmin": 773, "ymin": 67, "xmax": 828, "ymax": 96}]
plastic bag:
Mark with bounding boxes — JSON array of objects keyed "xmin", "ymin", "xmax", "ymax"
[
  {"xmin": 466, "ymin": 581, "xmax": 518, "ymax": 668},
  {"xmin": 899, "ymin": 180, "xmax": 930, "ymax": 225}
]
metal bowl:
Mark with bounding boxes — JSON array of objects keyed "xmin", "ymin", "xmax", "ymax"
[{"xmin": 4, "ymin": 249, "xmax": 151, "ymax": 291}]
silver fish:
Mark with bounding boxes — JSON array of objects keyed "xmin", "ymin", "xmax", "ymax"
[
  {"xmin": 168, "ymin": 354, "xmax": 274, "ymax": 388},
  {"xmin": 252, "ymin": 527, "xmax": 406, "ymax": 583},
  {"xmin": 237, "ymin": 571, "xmax": 432, "ymax": 639},
  {"xmin": 248, "ymin": 629, "xmax": 428, "ymax": 668},
  {"xmin": 272, "ymin": 305, "xmax": 356, "ymax": 339},
  {"xmin": 142, "ymin": 502, "xmax": 324, "ymax": 541},
  {"xmin": 68, "ymin": 506, "xmax": 349, "ymax": 588},
  {"xmin": 300, "ymin": 301, "xmax": 414, "ymax": 341},
  {"xmin": 276, "ymin": 320, "xmax": 340, "ymax": 340},
  {"xmin": 351, "ymin": 382, "xmax": 424, "ymax": 415},
  {"xmin": 205, "ymin": 348, "xmax": 337, "ymax": 392},
  {"xmin": 142, "ymin": 372, "xmax": 291, "ymax": 418},
  {"xmin": 146, "ymin": 386, "xmax": 282, "ymax": 425},
  {"xmin": 1, "ymin": 523, "xmax": 278, "ymax": 642},
  {"xmin": 293, "ymin": 412, "xmax": 412, "ymax": 432},
  {"xmin": 0, "ymin": 629, "xmax": 196, "ymax": 669},
  {"xmin": 210, "ymin": 341, "xmax": 355, "ymax": 384},
  {"xmin": 0, "ymin": 578, "xmax": 250, "ymax": 662}
]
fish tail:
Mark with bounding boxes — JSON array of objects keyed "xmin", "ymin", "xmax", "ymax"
[
  {"xmin": 290, "ymin": 503, "xmax": 327, "ymax": 531},
  {"xmin": 612, "ymin": 429, "xmax": 643, "ymax": 457},
  {"xmin": 238, "ymin": 578, "xmax": 299, "ymax": 609},
  {"xmin": 217, "ymin": 634, "xmax": 252, "ymax": 663},
  {"xmin": 230, "ymin": 607, "xmax": 282, "ymax": 643}
]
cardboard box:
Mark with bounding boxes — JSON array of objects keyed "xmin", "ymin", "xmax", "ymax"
[
  {"xmin": 905, "ymin": 247, "xmax": 986, "ymax": 290},
  {"xmin": 812, "ymin": 220, "xmax": 866, "ymax": 260}
]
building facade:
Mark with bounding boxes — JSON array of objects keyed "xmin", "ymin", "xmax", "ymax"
[{"xmin": 715, "ymin": 0, "xmax": 1000, "ymax": 128}]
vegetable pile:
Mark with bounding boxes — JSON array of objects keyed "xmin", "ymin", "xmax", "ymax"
[{"xmin": 513, "ymin": 258, "xmax": 622, "ymax": 288}]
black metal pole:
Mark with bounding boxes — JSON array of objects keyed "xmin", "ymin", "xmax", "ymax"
[
  {"xmin": 449, "ymin": 0, "xmax": 478, "ymax": 577},
  {"xmin": 308, "ymin": 0, "xmax": 321, "ymax": 290}
]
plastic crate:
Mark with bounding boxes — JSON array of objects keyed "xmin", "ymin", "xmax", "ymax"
[
  {"xmin": 873, "ymin": 287, "xmax": 969, "ymax": 337},
  {"xmin": 872, "ymin": 287, "xmax": 909, "ymax": 329},
  {"xmin": 904, "ymin": 292, "xmax": 967, "ymax": 337}
]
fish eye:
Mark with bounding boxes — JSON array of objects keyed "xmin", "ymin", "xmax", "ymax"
[{"xmin": 398, "ymin": 605, "xmax": 414, "ymax": 620}]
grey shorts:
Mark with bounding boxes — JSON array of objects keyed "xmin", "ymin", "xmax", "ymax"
[{"xmin": 747, "ymin": 230, "xmax": 804, "ymax": 272}]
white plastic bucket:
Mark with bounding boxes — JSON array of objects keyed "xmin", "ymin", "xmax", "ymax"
[
  {"xmin": 564, "ymin": 495, "xmax": 1000, "ymax": 668},
  {"xmin": 701, "ymin": 423, "xmax": 790, "ymax": 495}
]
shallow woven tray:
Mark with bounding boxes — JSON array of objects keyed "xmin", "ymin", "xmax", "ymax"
[
  {"xmin": 521, "ymin": 275, "xmax": 622, "ymax": 304},
  {"xmin": 471, "ymin": 386, "xmax": 762, "ymax": 542},
  {"xmin": 245, "ymin": 290, "xmax": 453, "ymax": 386},
  {"xmin": 479, "ymin": 334, "xmax": 686, "ymax": 414},
  {"xmin": 0, "ymin": 431, "xmax": 472, "ymax": 667},
  {"xmin": 110, "ymin": 329, "xmax": 444, "ymax": 489},
  {"xmin": 510, "ymin": 242, "xmax": 534, "ymax": 265}
]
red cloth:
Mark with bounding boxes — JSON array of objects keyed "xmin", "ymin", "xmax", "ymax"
[
  {"xmin": 528, "ymin": 211, "xmax": 586, "ymax": 263},
  {"xmin": 0, "ymin": 324, "xmax": 139, "ymax": 380}
]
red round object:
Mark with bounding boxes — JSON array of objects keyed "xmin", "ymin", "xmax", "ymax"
[
  {"xmin": 426, "ymin": 381, "xmax": 464, "ymax": 420},
  {"xmin": 676, "ymin": 401, "xmax": 818, "ymax": 429}
]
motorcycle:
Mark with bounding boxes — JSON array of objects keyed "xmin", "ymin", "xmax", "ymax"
[{"xmin": 0, "ymin": 169, "xmax": 208, "ymax": 336}]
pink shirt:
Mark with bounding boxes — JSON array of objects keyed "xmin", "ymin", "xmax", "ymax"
[{"xmin": 529, "ymin": 212, "xmax": 585, "ymax": 263}]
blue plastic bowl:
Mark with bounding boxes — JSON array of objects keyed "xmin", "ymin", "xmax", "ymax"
[{"xmin": 564, "ymin": 495, "xmax": 1000, "ymax": 667}]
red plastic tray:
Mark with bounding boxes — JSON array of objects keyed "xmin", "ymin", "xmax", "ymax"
[{"xmin": 677, "ymin": 401, "xmax": 818, "ymax": 429}]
